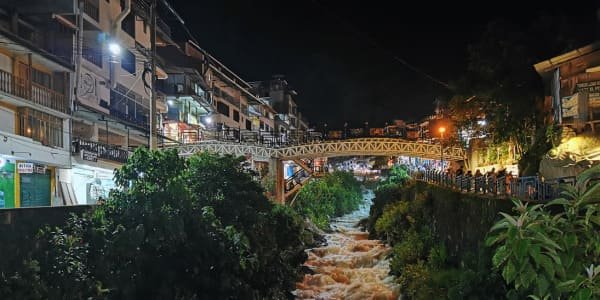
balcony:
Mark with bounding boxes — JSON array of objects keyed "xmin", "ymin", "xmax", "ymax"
[
  {"xmin": 82, "ymin": 47, "xmax": 103, "ymax": 68},
  {"xmin": 72, "ymin": 138, "xmax": 129, "ymax": 164},
  {"xmin": 0, "ymin": 69, "xmax": 69, "ymax": 114},
  {"xmin": 83, "ymin": 0, "xmax": 100, "ymax": 22}
]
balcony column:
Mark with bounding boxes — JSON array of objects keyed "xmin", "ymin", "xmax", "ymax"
[
  {"xmin": 269, "ymin": 157, "xmax": 284, "ymax": 204},
  {"xmin": 124, "ymin": 127, "xmax": 129, "ymax": 151},
  {"xmin": 91, "ymin": 122, "xmax": 99, "ymax": 142},
  {"xmin": 27, "ymin": 53, "xmax": 32, "ymax": 99}
]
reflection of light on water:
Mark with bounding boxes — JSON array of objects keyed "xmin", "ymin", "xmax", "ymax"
[{"xmin": 294, "ymin": 190, "xmax": 399, "ymax": 299}]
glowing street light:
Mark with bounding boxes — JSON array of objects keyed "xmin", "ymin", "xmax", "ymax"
[
  {"xmin": 108, "ymin": 42, "xmax": 122, "ymax": 56},
  {"xmin": 439, "ymin": 126, "xmax": 446, "ymax": 139},
  {"xmin": 439, "ymin": 126, "xmax": 446, "ymax": 171}
]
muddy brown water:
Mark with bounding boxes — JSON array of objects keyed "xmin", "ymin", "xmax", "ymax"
[{"xmin": 293, "ymin": 190, "xmax": 400, "ymax": 300}]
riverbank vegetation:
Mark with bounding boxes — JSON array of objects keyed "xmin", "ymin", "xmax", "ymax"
[
  {"xmin": 368, "ymin": 180, "xmax": 507, "ymax": 299},
  {"xmin": 369, "ymin": 164, "xmax": 600, "ymax": 299},
  {"xmin": 292, "ymin": 171, "xmax": 363, "ymax": 230},
  {"xmin": 0, "ymin": 149, "xmax": 317, "ymax": 299},
  {"xmin": 486, "ymin": 165, "xmax": 600, "ymax": 299}
]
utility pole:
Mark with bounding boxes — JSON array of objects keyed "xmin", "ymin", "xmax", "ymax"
[{"xmin": 149, "ymin": 0, "xmax": 157, "ymax": 149}]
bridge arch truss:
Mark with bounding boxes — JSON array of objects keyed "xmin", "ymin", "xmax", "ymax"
[{"xmin": 172, "ymin": 138, "xmax": 466, "ymax": 161}]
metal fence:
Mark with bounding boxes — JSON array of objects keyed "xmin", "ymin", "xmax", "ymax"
[{"xmin": 411, "ymin": 169, "xmax": 576, "ymax": 202}]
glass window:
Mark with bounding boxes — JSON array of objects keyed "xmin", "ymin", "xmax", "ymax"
[
  {"xmin": 217, "ymin": 101, "xmax": 229, "ymax": 117},
  {"xmin": 121, "ymin": 50, "xmax": 136, "ymax": 74},
  {"xmin": 18, "ymin": 108, "xmax": 63, "ymax": 148},
  {"xmin": 32, "ymin": 69, "xmax": 51, "ymax": 88},
  {"xmin": 121, "ymin": 12, "xmax": 135, "ymax": 37},
  {"xmin": 233, "ymin": 110, "xmax": 240, "ymax": 122}
]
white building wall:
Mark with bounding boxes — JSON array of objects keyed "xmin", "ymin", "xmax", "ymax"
[
  {"xmin": 0, "ymin": 106, "xmax": 14, "ymax": 134},
  {"xmin": 0, "ymin": 53, "xmax": 11, "ymax": 73}
]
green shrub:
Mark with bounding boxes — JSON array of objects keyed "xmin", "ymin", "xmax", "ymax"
[
  {"xmin": 428, "ymin": 243, "xmax": 448, "ymax": 270},
  {"xmin": 370, "ymin": 176, "xmax": 510, "ymax": 299},
  {"xmin": 374, "ymin": 201, "xmax": 410, "ymax": 243},
  {"xmin": 293, "ymin": 171, "xmax": 362, "ymax": 230},
  {"xmin": 397, "ymin": 260, "xmax": 434, "ymax": 299}
]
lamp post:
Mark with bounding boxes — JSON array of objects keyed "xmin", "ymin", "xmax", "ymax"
[{"xmin": 439, "ymin": 126, "xmax": 446, "ymax": 171}]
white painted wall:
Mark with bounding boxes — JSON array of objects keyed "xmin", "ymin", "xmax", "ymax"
[
  {"xmin": 0, "ymin": 131, "xmax": 70, "ymax": 167},
  {"xmin": 0, "ymin": 106, "xmax": 15, "ymax": 134},
  {"xmin": 0, "ymin": 53, "xmax": 11, "ymax": 73}
]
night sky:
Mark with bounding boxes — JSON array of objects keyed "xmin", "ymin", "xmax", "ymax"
[{"xmin": 166, "ymin": 0, "xmax": 598, "ymax": 128}]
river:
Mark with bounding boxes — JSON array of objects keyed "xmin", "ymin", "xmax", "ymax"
[{"xmin": 293, "ymin": 190, "xmax": 400, "ymax": 299}]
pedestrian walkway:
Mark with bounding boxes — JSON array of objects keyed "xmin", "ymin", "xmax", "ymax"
[{"xmin": 410, "ymin": 169, "xmax": 576, "ymax": 202}]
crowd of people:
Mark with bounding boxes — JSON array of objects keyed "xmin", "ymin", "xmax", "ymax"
[{"xmin": 410, "ymin": 164, "xmax": 518, "ymax": 195}]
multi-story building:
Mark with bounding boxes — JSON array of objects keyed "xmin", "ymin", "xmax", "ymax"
[
  {"xmin": 156, "ymin": 41, "xmax": 213, "ymax": 144},
  {"xmin": 176, "ymin": 42, "xmax": 272, "ymax": 141},
  {"xmin": 67, "ymin": 0, "xmax": 168, "ymax": 205},
  {"xmin": 534, "ymin": 41, "xmax": 600, "ymax": 134},
  {"xmin": 0, "ymin": 0, "xmax": 311, "ymax": 208},
  {"xmin": 251, "ymin": 75, "xmax": 307, "ymax": 137},
  {"xmin": 0, "ymin": 2, "xmax": 75, "ymax": 208}
]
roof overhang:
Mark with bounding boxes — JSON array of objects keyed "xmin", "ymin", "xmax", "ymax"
[{"xmin": 534, "ymin": 41, "xmax": 600, "ymax": 76}]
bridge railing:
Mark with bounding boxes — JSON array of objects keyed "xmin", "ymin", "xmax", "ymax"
[
  {"xmin": 410, "ymin": 169, "xmax": 576, "ymax": 202},
  {"xmin": 284, "ymin": 168, "xmax": 312, "ymax": 192},
  {"xmin": 174, "ymin": 126, "xmax": 462, "ymax": 149}
]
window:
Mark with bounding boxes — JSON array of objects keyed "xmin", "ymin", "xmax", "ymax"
[
  {"xmin": 82, "ymin": 38, "xmax": 103, "ymax": 68},
  {"xmin": 246, "ymin": 120, "xmax": 251, "ymax": 130},
  {"xmin": 32, "ymin": 69, "xmax": 51, "ymax": 89},
  {"xmin": 217, "ymin": 101, "xmax": 229, "ymax": 117},
  {"xmin": 121, "ymin": 12, "xmax": 135, "ymax": 37},
  {"xmin": 110, "ymin": 84, "xmax": 148, "ymax": 126},
  {"xmin": 121, "ymin": 50, "xmax": 136, "ymax": 74},
  {"xmin": 233, "ymin": 110, "xmax": 240, "ymax": 122},
  {"xmin": 18, "ymin": 108, "xmax": 63, "ymax": 148}
]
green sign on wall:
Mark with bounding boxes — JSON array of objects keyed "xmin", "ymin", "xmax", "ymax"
[{"xmin": 0, "ymin": 157, "xmax": 16, "ymax": 208}]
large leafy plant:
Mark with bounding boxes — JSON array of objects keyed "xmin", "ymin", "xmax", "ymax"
[{"xmin": 487, "ymin": 164, "xmax": 600, "ymax": 299}]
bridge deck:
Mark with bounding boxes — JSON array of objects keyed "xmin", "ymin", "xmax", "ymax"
[{"xmin": 170, "ymin": 138, "xmax": 466, "ymax": 161}]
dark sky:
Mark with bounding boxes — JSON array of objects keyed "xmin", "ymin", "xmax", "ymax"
[{"xmin": 166, "ymin": 0, "xmax": 598, "ymax": 128}]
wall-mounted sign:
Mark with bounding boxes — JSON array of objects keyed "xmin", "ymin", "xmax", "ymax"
[
  {"xmin": 17, "ymin": 162, "xmax": 34, "ymax": 174},
  {"xmin": 81, "ymin": 150, "xmax": 98, "ymax": 162},
  {"xmin": 561, "ymin": 94, "xmax": 579, "ymax": 118},
  {"xmin": 34, "ymin": 165, "xmax": 47, "ymax": 174},
  {"xmin": 576, "ymin": 81, "xmax": 600, "ymax": 94}
]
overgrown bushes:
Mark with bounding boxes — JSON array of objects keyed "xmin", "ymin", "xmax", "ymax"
[
  {"xmin": 370, "ymin": 164, "xmax": 600, "ymax": 299},
  {"xmin": 368, "ymin": 179, "xmax": 508, "ymax": 299},
  {"xmin": 292, "ymin": 171, "xmax": 362, "ymax": 229},
  {"xmin": 0, "ymin": 149, "xmax": 315, "ymax": 299}
]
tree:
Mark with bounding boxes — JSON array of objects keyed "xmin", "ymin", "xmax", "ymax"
[
  {"xmin": 0, "ymin": 149, "xmax": 314, "ymax": 299},
  {"xmin": 451, "ymin": 16, "xmax": 589, "ymax": 175}
]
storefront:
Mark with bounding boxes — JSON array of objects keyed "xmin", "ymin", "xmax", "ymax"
[
  {"xmin": 11, "ymin": 161, "xmax": 55, "ymax": 208},
  {"xmin": 0, "ymin": 156, "xmax": 59, "ymax": 208},
  {"xmin": 70, "ymin": 164, "xmax": 116, "ymax": 204}
]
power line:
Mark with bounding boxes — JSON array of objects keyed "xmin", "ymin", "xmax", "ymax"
[{"xmin": 310, "ymin": 0, "xmax": 451, "ymax": 90}]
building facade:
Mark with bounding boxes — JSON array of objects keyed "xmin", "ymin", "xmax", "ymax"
[
  {"xmin": 0, "ymin": 0, "xmax": 311, "ymax": 208},
  {"xmin": 66, "ymin": 0, "xmax": 169, "ymax": 205},
  {"xmin": 535, "ymin": 41, "xmax": 600, "ymax": 134},
  {"xmin": 0, "ymin": 2, "xmax": 75, "ymax": 208}
]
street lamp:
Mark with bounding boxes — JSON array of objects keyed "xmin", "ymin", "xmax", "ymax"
[
  {"xmin": 108, "ymin": 42, "xmax": 121, "ymax": 56},
  {"xmin": 439, "ymin": 126, "xmax": 446, "ymax": 171}
]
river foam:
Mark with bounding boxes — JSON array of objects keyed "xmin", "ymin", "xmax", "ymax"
[{"xmin": 294, "ymin": 190, "xmax": 399, "ymax": 300}]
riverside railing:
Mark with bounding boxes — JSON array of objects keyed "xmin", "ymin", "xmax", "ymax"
[{"xmin": 410, "ymin": 169, "xmax": 576, "ymax": 202}]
